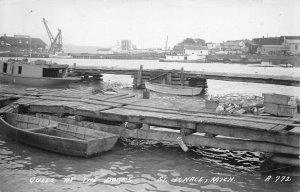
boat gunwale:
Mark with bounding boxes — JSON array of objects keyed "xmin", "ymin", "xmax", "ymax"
[
  {"xmin": 145, "ymin": 82, "xmax": 202, "ymax": 90},
  {"xmin": 0, "ymin": 115, "xmax": 91, "ymax": 144}
]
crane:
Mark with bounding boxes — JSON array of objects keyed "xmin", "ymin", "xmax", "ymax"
[{"xmin": 42, "ymin": 18, "xmax": 63, "ymax": 54}]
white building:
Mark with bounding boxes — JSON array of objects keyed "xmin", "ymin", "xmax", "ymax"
[
  {"xmin": 184, "ymin": 45, "xmax": 209, "ymax": 56},
  {"xmin": 163, "ymin": 45, "xmax": 208, "ymax": 62}
]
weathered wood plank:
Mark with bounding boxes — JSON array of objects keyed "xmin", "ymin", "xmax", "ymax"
[
  {"xmin": 196, "ymin": 124, "xmax": 299, "ymax": 148},
  {"xmin": 36, "ymin": 114, "xmax": 300, "ymax": 155}
]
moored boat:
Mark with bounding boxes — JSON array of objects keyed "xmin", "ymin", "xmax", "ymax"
[
  {"xmin": 145, "ymin": 82, "xmax": 202, "ymax": 96},
  {"xmin": 49, "ymin": 52, "xmax": 73, "ymax": 59},
  {"xmin": 280, "ymin": 63, "xmax": 294, "ymax": 68},
  {"xmin": 0, "ymin": 59, "xmax": 80, "ymax": 87},
  {"xmin": 0, "ymin": 113, "xmax": 119, "ymax": 157},
  {"xmin": 159, "ymin": 54, "xmax": 206, "ymax": 63}
]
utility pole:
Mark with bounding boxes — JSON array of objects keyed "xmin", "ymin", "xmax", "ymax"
[{"xmin": 29, "ymin": 35, "xmax": 31, "ymax": 59}]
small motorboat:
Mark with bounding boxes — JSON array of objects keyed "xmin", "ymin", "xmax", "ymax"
[{"xmin": 0, "ymin": 59, "xmax": 80, "ymax": 87}]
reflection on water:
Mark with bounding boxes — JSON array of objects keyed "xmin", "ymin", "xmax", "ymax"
[
  {"xmin": 0, "ymin": 58, "xmax": 300, "ymax": 191},
  {"xmin": 0, "ymin": 135, "xmax": 299, "ymax": 192}
]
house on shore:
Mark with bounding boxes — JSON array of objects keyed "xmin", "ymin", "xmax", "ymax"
[
  {"xmin": 252, "ymin": 36, "xmax": 300, "ymax": 55},
  {"xmin": 281, "ymin": 36, "xmax": 300, "ymax": 55},
  {"xmin": 0, "ymin": 35, "xmax": 46, "ymax": 53},
  {"xmin": 221, "ymin": 40, "xmax": 249, "ymax": 54}
]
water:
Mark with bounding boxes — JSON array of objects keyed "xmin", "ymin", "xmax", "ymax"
[
  {"xmin": 0, "ymin": 58, "xmax": 300, "ymax": 192},
  {"xmin": 47, "ymin": 58, "xmax": 300, "ymax": 97}
]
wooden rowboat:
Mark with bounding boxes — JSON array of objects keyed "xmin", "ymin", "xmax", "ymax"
[
  {"xmin": 0, "ymin": 113, "xmax": 119, "ymax": 157},
  {"xmin": 145, "ymin": 82, "xmax": 202, "ymax": 96}
]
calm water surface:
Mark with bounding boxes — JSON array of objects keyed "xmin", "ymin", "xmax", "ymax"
[{"xmin": 0, "ymin": 58, "xmax": 299, "ymax": 192}]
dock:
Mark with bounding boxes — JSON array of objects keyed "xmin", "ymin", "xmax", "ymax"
[
  {"xmin": 0, "ymin": 87, "xmax": 299, "ymax": 166},
  {"xmin": 70, "ymin": 65, "xmax": 300, "ymax": 88}
]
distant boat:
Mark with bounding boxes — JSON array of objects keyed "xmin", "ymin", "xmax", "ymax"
[
  {"xmin": 145, "ymin": 82, "xmax": 202, "ymax": 96},
  {"xmin": 280, "ymin": 63, "xmax": 294, "ymax": 68},
  {"xmin": 0, "ymin": 59, "xmax": 80, "ymax": 87},
  {"xmin": 49, "ymin": 52, "xmax": 73, "ymax": 59},
  {"xmin": 159, "ymin": 54, "xmax": 206, "ymax": 63},
  {"xmin": 248, "ymin": 61, "xmax": 278, "ymax": 67},
  {"xmin": 0, "ymin": 113, "xmax": 119, "ymax": 157}
]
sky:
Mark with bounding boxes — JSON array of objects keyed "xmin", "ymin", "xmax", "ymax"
[{"xmin": 0, "ymin": 0, "xmax": 299, "ymax": 49}]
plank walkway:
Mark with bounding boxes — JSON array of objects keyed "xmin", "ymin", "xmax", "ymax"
[{"xmin": 0, "ymin": 87, "xmax": 299, "ymax": 165}]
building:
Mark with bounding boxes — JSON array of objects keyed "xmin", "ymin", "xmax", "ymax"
[
  {"xmin": 281, "ymin": 36, "xmax": 300, "ymax": 55},
  {"xmin": 221, "ymin": 40, "xmax": 247, "ymax": 51},
  {"xmin": 252, "ymin": 36, "xmax": 300, "ymax": 55},
  {"xmin": 121, "ymin": 40, "xmax": 132, "ymax": 51},
  {"xmin": 252, "ymin": 37, "xmax": 283, "ymax": 46},
  {"xmin": 184, "ymin": 45, "xmax": 209, "ymax": 56},
  {"xmin": 0, "ymin": 35, "xmax": 46, "ymax": 53},
  {"xmin": 258, "ymin": 45, "xmax": 289, "ymax": 55},
  {"xmin": 244, "ymin": 41, "xmax": 259, "ymax": 54}
]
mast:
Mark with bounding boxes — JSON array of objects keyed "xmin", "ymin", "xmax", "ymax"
[{"xmin": 165, "ymin": 35, "xmax": 168, "ymax": 51}]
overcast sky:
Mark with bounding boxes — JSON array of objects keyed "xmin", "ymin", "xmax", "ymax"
[{"xmin": 0, "ymin": 0, "xmax": 299, "ymax": 48}]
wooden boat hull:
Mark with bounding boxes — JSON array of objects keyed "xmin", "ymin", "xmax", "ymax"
[
  {"xmin": 159, "ymin": 58, "xmax": 206, "ymax": 63},
  {"xmin": 0, "ymin": 73, "xmax": 80, "ymax": 88},
  {"xmin": 145, "ymin": 82, "xmax": 202, "ymax": 96},
  {"xmin": 0, "ymin": 113, "xmax": 119, "ymax": 157}
]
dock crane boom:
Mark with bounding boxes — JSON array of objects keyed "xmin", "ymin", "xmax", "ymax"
[{"xmin": 42, "ymin": 18, "xmax": 63, "ymax": 54}]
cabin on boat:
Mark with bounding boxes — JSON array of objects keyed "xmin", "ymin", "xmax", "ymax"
[{"xmin": 0, "ymin": 59, "xmax": 69, "ymax": 78}]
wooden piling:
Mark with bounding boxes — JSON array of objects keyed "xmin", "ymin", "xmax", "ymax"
[
  {"xmin": 136, "ymin": 65, "xmax": 143, "ymax": 89},
  {"xmin": 143, "ymin": 89, "xmax": 150, "ymax": 99},
  {"xmin": 167, "ymin": 72, "xmax": 172, "ymax": 85},
  {"xmin": 180, "ymin": 67, "xmax": 184, "ymax": 86}
]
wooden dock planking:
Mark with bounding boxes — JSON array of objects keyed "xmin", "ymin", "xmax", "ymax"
[
  {"xmin": 29, "ymin": 99, "xmax": 300, "ymax": 147},
  {"xmin": 5, "ymin": 90, "xmax": 292, "ymax": 131},
  {"xmin": 1, "ymin": 88, "xmax": 297, "ymax": 128},
  {"xmin": 1, "ymin": 88, "xmax": 300, "ymax": 152},
  {"xmin": 103, "ymin": 94, "xmax": 136, "ymax": 101}
]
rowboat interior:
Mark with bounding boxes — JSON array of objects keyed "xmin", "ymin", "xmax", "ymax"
[
  {"xmin": 0, "ymin": 113, "xmax": 120, "ymax": 157},
  {"xmin": 3, "ymin": 113, "xmax": 114, "ymax": 141}
]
